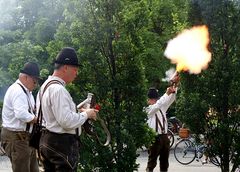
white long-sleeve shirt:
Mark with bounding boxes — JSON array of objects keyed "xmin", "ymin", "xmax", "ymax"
[
  {"xmin": 145, "ymin": 93, "xmax": 176, "ymax": 134},
  {"xmin": 36, "ymin": 76, "xmax": 88, "ymax": 135},
  {"xmin": 1, "ymin": 80, "xmax": 35, "ymax": 131}
]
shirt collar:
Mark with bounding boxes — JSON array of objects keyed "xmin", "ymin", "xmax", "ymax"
[
  {"xmin": 16, "ymin": 79, "xmax": 32, "ymax": 94},
  {"xmin": 48, "ymin": 75, "xmax": 66, "ymax": 86}
]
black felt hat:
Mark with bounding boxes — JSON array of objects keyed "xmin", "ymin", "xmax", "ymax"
[
  {"xmin": 54, "ymin": 47, "xmax": 80, "ymax": 66},
  {"xmin": 20, "ymin": 62, "xmax": 40, "ymax": 78},
  {"xmin": 147, "ymin": 87, "xmax": 159, "ymax": 99}
]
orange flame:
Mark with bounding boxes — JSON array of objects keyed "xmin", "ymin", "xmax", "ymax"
[{"xmin": 164, "ymin": 25, "xmax": 211, "ymax": 74}]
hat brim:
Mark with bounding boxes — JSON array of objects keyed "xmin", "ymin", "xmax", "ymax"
[
  {"xmin": 54, "ymin": 60, "xmax": 81, "ymax": 67},
  {"xmin": 20, "ymin": 70, "xmax": 41, "ymax": 80}
]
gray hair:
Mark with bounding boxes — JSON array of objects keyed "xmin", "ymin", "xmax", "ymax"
[
  {"xmin": 54, "ymin": 63, "xmax": 64, "ymax": 70},
  {"xmin": 19, "ymin": 73, "xmax": 28, "ymax": 78}
]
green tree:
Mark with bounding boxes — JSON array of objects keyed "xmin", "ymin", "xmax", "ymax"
[
  {"xmin": 177, "ymin": 1, "xmax": 240, "ymax": 172},
  {"xmin": 0, "ymin": 0, "xmax": 64, "ymax": 87},
  {"xmin": 5, "ymin": 0, "xmax": 240, "ymax": 172},
  {"xmin": 46, "ymin": 0, "xmax": 155, "ymax": 171},
  {"xmin": 138, "ymin": 0, "xmax": 189, "ymax": 90},
  {"xmin": 0, "ymin": 0, "xmax": 189, "ymax": 170}
]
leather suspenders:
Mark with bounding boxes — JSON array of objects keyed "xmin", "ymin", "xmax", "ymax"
[
  {"xmin": 18, "ymin": 83, "xmax": 33, "ymax": 131},
  {"xmin": 155, "ymin": 109, "xmax": 166, "ymax": 134},
  {"xmin": 38, "ymin": 80, "xmax": 79, "ymax": 137},
  {"xmin": 37, "ymin": 80, "xmax": 63, "ymax": 131}
]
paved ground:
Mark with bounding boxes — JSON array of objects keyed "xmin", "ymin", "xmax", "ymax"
[
  {"xmin": 0, "ymin": 148, "xmax": 220, "ymax": 172},
  {"xmin": 137, "ymin": 148, "xmax": 220, "ymax": 172},
  {"xmin": 0, "ymin": 155, "xmax": 11, "ymax": 172}
]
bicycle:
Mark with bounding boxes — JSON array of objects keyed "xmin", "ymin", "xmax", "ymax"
[
  {"xmin": 173, "ymin": 136, "xmax": 220, "ymax": 166},
  {"xmin": 167, "ymin": 129, "xmax": 174, "ymax": 148},
  {"xmin": 167, "ymin": 116, "xmax": 183, "ymax": 148},
  {"xmin": 168, "ymin": 116, "xmax": 182, "ymax": 134}
]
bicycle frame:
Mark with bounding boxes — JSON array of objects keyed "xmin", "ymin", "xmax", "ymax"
[{"xmin": 174, "ymin": 137, "xmax": 217, "ymax": 165}]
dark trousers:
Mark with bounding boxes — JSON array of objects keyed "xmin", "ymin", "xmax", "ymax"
[
  {"xmin": 0, "ymin": 127, "xmax": 39, "ymax": 172},
  {"xmin": 147, "ymin": 134, "xmax": 170, "ymax": 172},
  {"xmin": 39, "ymin": 130, "xmax": 79, "ymax": 172}
]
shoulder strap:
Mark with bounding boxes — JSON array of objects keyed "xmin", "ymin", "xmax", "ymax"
[
  {"xmin": 155, "ymin": 109, "xmax": 166, "ymax": 134},
  {"xmin": 18, "ymin": 83, "xmax": 27, "ymax": 94},
  {"xmin": 37, "ymin": 80, "xmax": 63, "ymax": 126},
  {"xmin": 17, "ymin": 83, "xmax": 33, "ymax": 111},
  {"xmin": 17, "ymin": 83, "xmax": 33, "ymax": 131}
]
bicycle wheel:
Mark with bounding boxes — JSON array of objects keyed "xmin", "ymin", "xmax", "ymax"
[
  {"xmin": 174, "ymin": 139, "xmax": 196, "ymax": 165},
  {"xmin": 168, "ymin": 121, "xmax": 175, "ymax": 132},
  {"xmin": 167, "ymin": 129, "xmax": 174, "ymax": 148}
]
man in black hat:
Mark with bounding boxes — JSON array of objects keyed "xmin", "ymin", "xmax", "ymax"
[
  {"xmin": 1, "ymin": 62, "xmax": 40, "ymax": 172},
  {"xmin": 37, "ymin": 47, "xmax": 97, "ymax": 172},
  {"xmin": 144, "ymin": 74, "xmax": 180, "ymax": 172}
]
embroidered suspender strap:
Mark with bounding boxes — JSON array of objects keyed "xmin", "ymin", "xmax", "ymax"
[
  {"xmin": 17, "ymin": 83, "xmax": 32, "ymax": 131},
  {"xmin": 155, "ymin": 109, "xmax": 166, "ymax": 134}
]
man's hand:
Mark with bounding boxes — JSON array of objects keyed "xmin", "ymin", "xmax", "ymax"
[
  {"xmin": 30, "ymin": 116, "xmax": 38, "ymax": 123},
  {"xmin": 166, "ymin": 86, "xmax": 176, "ymax": 95},
  {"xmin": 85, "ymin": 109, "xmax": 98, "ymax": 120}
]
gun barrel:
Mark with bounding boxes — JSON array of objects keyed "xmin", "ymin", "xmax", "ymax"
[{"xmin": 170, "ymin": 71, "xmax": 179, "ymax": 85}]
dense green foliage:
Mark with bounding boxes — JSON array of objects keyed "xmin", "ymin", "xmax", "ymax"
[
  {"xmin": 0, "ymin": 0, "xmax": 240, "ymax": 172},
  {"xmin": 176, "ymin": 1, "xmax": 240, "ymax": 172}
]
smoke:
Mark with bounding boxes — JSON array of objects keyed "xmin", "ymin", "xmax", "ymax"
[
  {"xmin": 162, "ymin": 68, "xmax": 176, "ymax": 82},
  {"xmin": 0, "ymin": 0, "xmax": 18, "ymax": 29}
]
